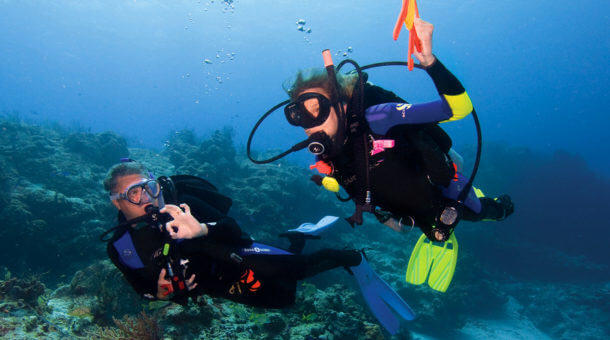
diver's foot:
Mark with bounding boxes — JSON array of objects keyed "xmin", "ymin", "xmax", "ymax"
[
  {"xmin": 343, "ymin": 249, "xmax": 367, "ymax": 275},
  {"xmin": 494, "ymin": 194, "xmax": 514, "ymax": 220}
]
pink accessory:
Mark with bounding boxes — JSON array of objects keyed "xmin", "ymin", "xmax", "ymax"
[{"xmin": 371, "ymin": 139, "xmax": 395, "ymax": 155}]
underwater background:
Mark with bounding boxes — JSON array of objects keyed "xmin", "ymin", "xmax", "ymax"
[{"xmin": 0, "ymin": 0, "xmax": 608, "ymax": 339}]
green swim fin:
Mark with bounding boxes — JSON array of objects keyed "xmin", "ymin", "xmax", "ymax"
[{"xmin": 405, "ymin": 233, "xmax": 458, "ymax": 293}]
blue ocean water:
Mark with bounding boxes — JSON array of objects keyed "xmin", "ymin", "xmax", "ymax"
[
  {"xmin": 2, "ymin": 0, "xmax": 608, "ymax": 170},
  {"xmin": 1, "ymin": 0, "xmax": 609, "ymax": 338}
]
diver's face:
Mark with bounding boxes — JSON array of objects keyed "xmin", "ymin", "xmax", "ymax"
[
  {"xmin": 111, "ymin": 174, "xmax": 152, "ymax": 221},
  {"xmin": 298, "ymin": 87, "xmax": 340, "ymax": 138}
]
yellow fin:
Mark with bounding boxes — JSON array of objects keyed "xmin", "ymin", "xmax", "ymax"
[
  {"xmin": 405, "ymin": 233, "xmax": 432, "ymax": 285},
  {"xmin": 427, "ymin": 233, "xmax": 458, "ymax": 292},
  {"xmin": 406, "ymin": 233, "xmax": 458, "ymax": 293}
]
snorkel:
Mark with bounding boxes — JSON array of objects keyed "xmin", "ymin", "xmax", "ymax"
[{"xmin": 320, "ymin": 50, "xmax": 347, "ymax": 155}]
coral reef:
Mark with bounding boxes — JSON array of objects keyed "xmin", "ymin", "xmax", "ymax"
[
  {"xmin": 0, "ymin": 118, "xmax": 119, "ymax": 283},
  {"xmin": 0, "ymin": 117, "xmax": 608, "ymax": 339},
  {"xmin": 0, "ymin": 276, "xmax": 46, "ymax": 306},
  {"xmin": 64, "ymin": 131, "xmax": 129, "ymax": 169},
  {"xmin": 88, "ymin": 311, "xmax": 162, "ymax": 340}
]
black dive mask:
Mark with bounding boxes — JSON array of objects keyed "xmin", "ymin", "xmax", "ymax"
[
  {"xmin": 247, "ymin": 50, "xmax": 347, "ymax": 165},
  {"xmin": 284, "ymin": 92, "xmax": 332, "ymax": 129}
]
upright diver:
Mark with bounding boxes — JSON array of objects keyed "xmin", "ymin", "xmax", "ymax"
[
  {"xmin": 102, "ymin": 161, "xmax": 415, "ymax": 335},
  {"xmin": 248, "ymin": 18, "xmax": 514, "ymax": 292}
]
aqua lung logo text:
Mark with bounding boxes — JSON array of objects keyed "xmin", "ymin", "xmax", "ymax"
[{"xmin": 242, "ymin": 247, "xmax": 271, "ymax": 254}]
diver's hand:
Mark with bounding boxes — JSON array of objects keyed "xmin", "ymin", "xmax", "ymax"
[
  {"xmin": 186, "ymin": 274, "xmax": 197, "ymax": 291},
  {"xmin": 160, "ymin": 203, "xmax": 208, "ymax": 239},
  {"xmin": 431, "ymin": 228, "xmax": 450, "ymax": 242},
  {"xmin": 156, "ymin": 268, "xmax": 172, "ymax": 300},
  {"xmin": 433, "ymin": 230, "xmax": 445, "ymax": 241},
  {"xmin": 413, "ymin": 18, "xmax": 436, "ymax": 67},
  {"xmin": 156, "ymin": 268, "xmax": 198, "ymax": 299}
]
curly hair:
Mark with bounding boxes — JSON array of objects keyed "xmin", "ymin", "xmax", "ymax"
[{"xmin": 284, "ymin": 67, "xmax": 359, "ymax": 103}]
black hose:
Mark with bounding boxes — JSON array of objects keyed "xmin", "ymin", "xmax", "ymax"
[{"xmin": 246, "ymin": 99, "xmax": 291, "ymax": 164}]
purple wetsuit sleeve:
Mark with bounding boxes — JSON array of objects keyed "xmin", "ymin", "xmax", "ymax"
[
  {"xmin": 364, "ymin": 59, "xmax": 472, "ymax": 135},
  {"xmin": 365, "ymin": 101, "xmax": 453, "ymax": 135},
  {"xmin": 441, "ymin": 172, "xmax": 482, "ymax": 213}
]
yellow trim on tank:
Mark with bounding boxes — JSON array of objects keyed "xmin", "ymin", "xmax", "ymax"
[{"xmin": 441, "ymin": 92, "xmax": 473, "ymax": 122}]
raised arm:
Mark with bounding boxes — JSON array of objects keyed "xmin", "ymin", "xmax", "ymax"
[{"xmin": 365, "ymin": 19, "xmax": 473, "ymax": 135}]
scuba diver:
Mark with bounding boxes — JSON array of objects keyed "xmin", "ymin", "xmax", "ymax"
[
  {"xmin": 102, "ymin": 161, "xmax": 415, "ymax": 335},
  {"xmin": 248, "ymin": 19, "xmax": 514, "ymax": 292}
]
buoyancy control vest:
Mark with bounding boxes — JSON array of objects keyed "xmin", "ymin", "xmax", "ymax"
[
  {"xmin": 107, "ymin": 174, "xmax": 247, "ymax": 272},
  {"xmin": 320, "ymin": 83, "xmax": 456, "ymax": 226}
]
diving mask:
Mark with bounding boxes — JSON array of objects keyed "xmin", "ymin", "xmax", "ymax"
[
  {"xmin": 110, "ymin": 179, "xmax": 161, "ymax": 205},
  {"xmin": 284, "ymin": 92, "xmax": 332, "ymax": 128}
]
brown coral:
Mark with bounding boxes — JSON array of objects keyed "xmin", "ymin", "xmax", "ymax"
[
  {"xmin": 88, "ymin": 311, "xmax": 162, "ymax": 340},
  {"xmin": 0, "ymin": 276, "xmax": 45, "ymax": 306}
]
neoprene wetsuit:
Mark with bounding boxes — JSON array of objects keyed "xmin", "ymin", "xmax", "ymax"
[
  {"xmin": 321, "ymin": 58, "xmax": 508, "ymax": 240},
  {"xmin": 107, "ymin": 215, "xmax": 361, "ymax": 308}
]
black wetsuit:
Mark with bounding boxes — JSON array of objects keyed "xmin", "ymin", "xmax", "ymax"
[
  {"xmin": 107, "ymin": 216, "xmax": 361, "ymax": 308},
  {"xmin": 322, "ymin": 59, "xmax": 507, "ymax": 239}
]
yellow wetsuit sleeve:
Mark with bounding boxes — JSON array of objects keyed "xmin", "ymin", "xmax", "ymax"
[
  {"xmin": 425, "ymin": 59, "xmax": 473, "ymax": 122},
  {"xmin": 442, "ymin": 92, "xmax": 474, "ymax": 122}
]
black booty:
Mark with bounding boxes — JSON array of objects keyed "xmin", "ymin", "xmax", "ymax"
[{"xmin": 494, "ymin": 194, "xmax": 514, "ymax": 220}]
